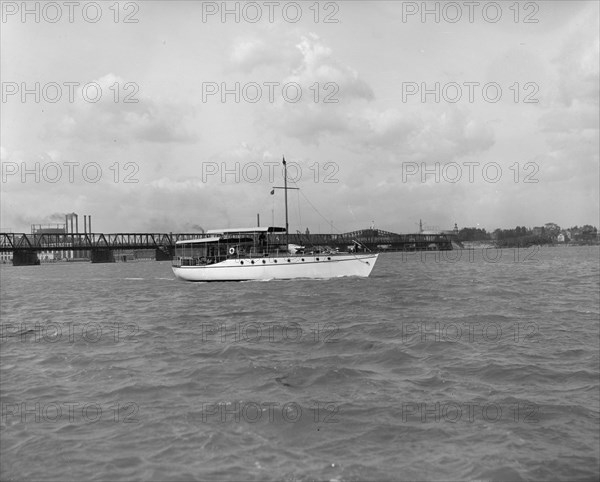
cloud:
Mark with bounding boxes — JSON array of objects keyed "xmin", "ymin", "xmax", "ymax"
[
  {"xmin": 537, "ymin": 5, "xmax": 599, "ymax": 199},
  {"xmin": 249, "ymin": 33, "xmax": 494, "ymax": 158},
  {"xmin": 228, "ymin": 30, "xmax": 377, "ymax": 107},
  {"xmin": 147, "ymin": 177, "xmax": 207, "ymax": 193},
  {"xmin": 290, "ymin": 34, "xmax": 374, "ymax": 102},
  {"xmin": 229, "ymin": 37, "xmax": 294, "ymax": 72},
  {"xmin": 43, "ymin": 74, "xmax": 198, "ymax": 145},
  {"xmin": 348, "ymin": 105, "xmax": 495, "ymax": 164},
  {"xmin": 227, "ymin": 32, "xmax": 376, "ymax": 143},
  {"xmin": 554, "ymin": 10, "xmax": 599, "ymax": 107},
  {"xmin": 541, "ymin": 8, "xmax": 599, "ymax": 134}
]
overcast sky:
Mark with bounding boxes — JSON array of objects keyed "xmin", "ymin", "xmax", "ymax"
[{"xmin": 1, "ymin": 0, "xmax": 598, "ymax": 234}]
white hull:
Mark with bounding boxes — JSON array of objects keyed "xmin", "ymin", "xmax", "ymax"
[{"xmin": 172, "ymin": 253, "xmax": 378, "ymax": 282}]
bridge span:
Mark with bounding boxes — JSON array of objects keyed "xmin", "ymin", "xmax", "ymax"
[
  {"xmin": 0, "ymin": 232, "xmax": 204, "ymax": 265},
  {"xmin": 0, "ymin": 229, "xmax": 452, "ymax": 266}
]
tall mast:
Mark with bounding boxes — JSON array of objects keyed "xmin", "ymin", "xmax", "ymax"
[
  {"xmin": 283, "ymin": 157, "xmax": 289, "ymax": 248},
  {"xmin": 271, "ymin": 157, "xmax": 298, "ymax": 251}
]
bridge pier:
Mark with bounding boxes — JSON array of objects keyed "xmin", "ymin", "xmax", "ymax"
[
  {"xmin": 13, "ymin": 250, "xmax": 40, "ymax": 266},
  {"xmin": 155, "ymin": 246, "xmax": 174, "ymax": 261},
  {"xmin": 91, "ymin": 249, "xmax": 114, "ymax": 263}
]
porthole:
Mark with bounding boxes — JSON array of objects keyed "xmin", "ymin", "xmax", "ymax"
[
  {"xmin": 251, "ymin": 261, "xmax": 255, "ymax": 264},
  {"xmin": 274, "ymin": 260, "xmax": 277, "ymax": 263},
  {"xmin": 327, "ymin": 257, "xmax": 331, "ymax": 260},
  {"xmin": 301, "ymin": 258, "xmax": 305, "ymax": 262},
  {"xmin": 316, "ymin": 257, "xmax": 320, "ymax": 261},
  {"xmin": 240, "ymin": 261, "xmax": 244, "ymax": 265},
  {"xmin": 262, "ymin": 260, "xmax": 266, "ymax": 264},
  {"xmin": 287, "ymin": 259, "xmax": 291, "ymax": 262}
]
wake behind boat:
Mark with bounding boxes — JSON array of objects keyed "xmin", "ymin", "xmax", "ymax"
[{"xmin": 171, "ymin": 157, "xmax": 378, "ymax": 282}]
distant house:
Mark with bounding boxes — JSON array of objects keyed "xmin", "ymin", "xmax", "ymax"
[{"xmin": 557, "ymin": 233, "xmax": 565, "ymax": 243}]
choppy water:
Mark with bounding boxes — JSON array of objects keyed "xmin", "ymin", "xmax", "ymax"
[{"xmin": 1, "ymin": 246, "xmax": 599, "ymax": 481}]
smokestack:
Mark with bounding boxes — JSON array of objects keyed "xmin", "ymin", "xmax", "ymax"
[
  {"xmin": 75, "ymin": 214, "xmax": 78, "ymax": 234},
  {"xmin": 257, "ymin": 213, "xmax": 260, "ymax": 227},
  {"xmin": 65, "ymin": 214, "xmax": 68, "ymax": 233},
  {"xmin": 84, "ymin": 215, "xmax": 87, "ymax": 234},
  {"xmin": 89, "ymin": 216, "xmax": 92, "ymax": 234},
  {"xmin": 70, "ymin": 215, "xmax": 74, "ymax": 234}
]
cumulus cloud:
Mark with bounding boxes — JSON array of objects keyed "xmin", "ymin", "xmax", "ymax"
[
  {"xmin": 541, "ymin": 8, "xmax": 599, "ymax": 133},
  {"xmin": 554, "ymin": 12, "xmax": 599, "ymax": 107},
  {"xmin": 43, "ymin": 73, "xmax": 198, "ymax": 144},
  {"xmin": 289, "ymin": 34, "xmax": 374, "ymax": 102},
  {"xmin": 228, "ymin": 32, "xmax": 375, "ymax": 141},
  {"xmin": 349, "ymin": 105, "xmax": 495, "ymax": 164},
  {"xmin": 248, "ymin": 33, "xmax": 494, "ymax": 157},
  {"xmin": 242, "ymin": 33, "xmax": 374, "ymax": 143},
  {"xmin": 229, "ymin": 37, "xmax": 294, "ymax": 72},
  {"xmin": 537, "ymin": 5, "xmax": 599, "ymax": 199}
]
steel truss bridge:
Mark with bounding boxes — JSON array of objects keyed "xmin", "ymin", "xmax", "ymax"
[
  {"xmin": 0, "ymin": 233, "xmax": 204, "ymax": 252},
  {"xmin": 289, "ymin": 229, "xmax": 453, "ymax": 251},
  {"xmin": 0, "ymin": 229, "xmax": 452, "ymax": 265}
]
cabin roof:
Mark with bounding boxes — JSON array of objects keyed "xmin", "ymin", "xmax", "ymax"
[
  {"xmin": 175, "ymin": 235, "xmax": 257, "ymax": 245},
  {"xmin": 206, "ymin": 227, "xmax": 286, "ymax": 234},
  {"xmin": 176, "ymin": 237, "xmax": 222, "ymax": 245}
]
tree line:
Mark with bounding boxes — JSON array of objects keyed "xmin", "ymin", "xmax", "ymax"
[{"xmin": 457, "ymin": 224, "xmax": 599, "ymax": 247}]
